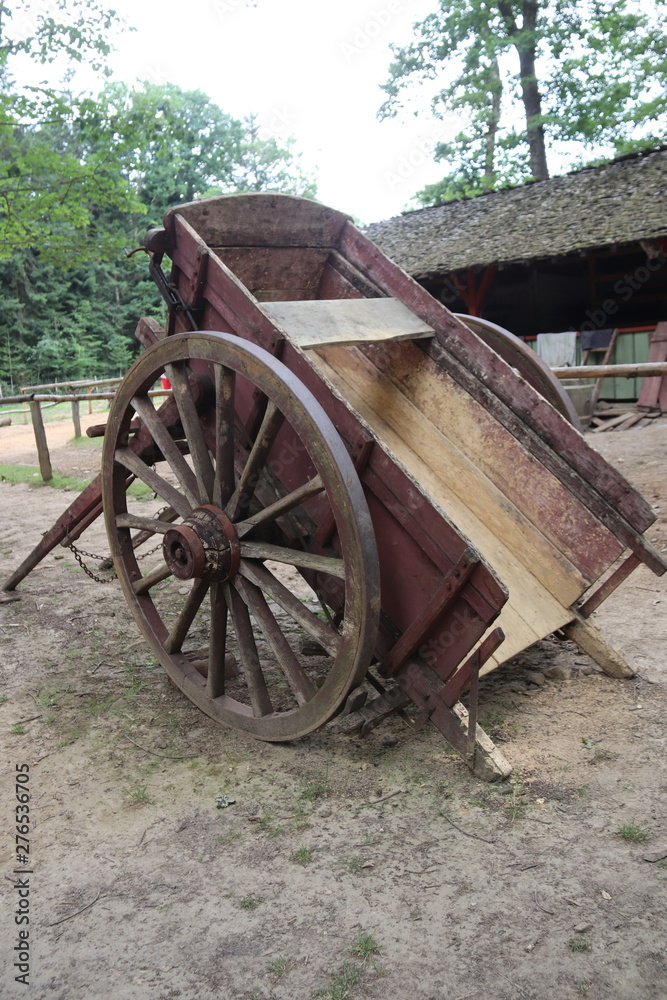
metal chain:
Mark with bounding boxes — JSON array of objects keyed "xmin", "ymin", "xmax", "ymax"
[
  {"xmin": 63, "ymin": 505, "xmax": 171, "ymax": 585},
  {"xmin": 63, "ymin": 539, "xmax": 118, "ymax": 585}
]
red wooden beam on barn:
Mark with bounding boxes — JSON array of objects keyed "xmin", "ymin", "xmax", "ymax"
[{"xmin": 450, "ymin": 265, "xmax": 497, "ymax": 316}]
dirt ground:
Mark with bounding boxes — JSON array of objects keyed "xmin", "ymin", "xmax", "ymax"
[{"xmin": 1, "ymin": 415, "xmax": 666, "ymax": 1000}]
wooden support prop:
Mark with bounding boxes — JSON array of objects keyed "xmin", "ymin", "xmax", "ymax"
[
  {"xmin": 29, "ymin": 400, "xmax": 52, "ymax": 482},
  {"xmin": 71, "ymin": 400, "xmax": 82, "ymax": 438},
  {"xmin": 562, "ymin": 610, "xmax": 636, "ymax": 678},
  {"xmin": 327, "ymin": 685, "xmax": 411, "ymax": 736},
  {"xmin": 638, "ymin": 322, "xmax": 667, "ymax": 411},
  {"xmin": 440, "ymin": 628, "xmax": 505, "ymax": 707},
  {"xmin": 134, "ymin": 316, "xmax": 167, "ymax": 350},
  {"xmin": 578, "ymin": 553, "xmax": 641, "ymax": 618}
]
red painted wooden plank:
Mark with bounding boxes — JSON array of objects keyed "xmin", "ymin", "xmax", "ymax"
[
  {"xmin": 164, "ymin": 193, "xmax": 350, "ymax": 249},
  {"xmin": 318, "ymin": 250, "xmax": 386, "ymax": 300},
  {"xmin": 378, "ymin": 548, "xmax": 478, "ymax": 678},
  {"xmin": 170, "ymin": 215, "xmax": 285, "ymax": 352},
  {"xmin": 209, "ymin": 246, "xmax": 329, "ymax": 301},
  {"xmin": 362, "ymin": 339, "xmax": 623, "ymax": 582},
  {"xmin": 637, "ymin": 322, "xmax": 667, "ymax": 411}
]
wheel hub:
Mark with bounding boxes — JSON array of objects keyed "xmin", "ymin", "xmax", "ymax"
[{"xmin": 163, "ymin": 505, "xmax": 240, "ymax": 582}]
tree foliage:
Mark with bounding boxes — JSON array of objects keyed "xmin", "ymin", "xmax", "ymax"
[
  {"xmin": 381, "ymin": 0, "xmax": 667, "ymax": 203},
  {"xmin": 0, "ymin": 3, "xmax": 318, "ymax": 390}
]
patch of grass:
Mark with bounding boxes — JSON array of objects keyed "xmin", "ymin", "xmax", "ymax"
[
  {"xmin": 0, "ymin": 694, "xmax": 8, "ymax": 704},
  {"xmin": 125, "ymin": 784, "xmax": 154, "ymax": 806},
  {"xmin": 238, "ymin": 893, "xmax": 262, "ymax": 911},
  {"xmin": 591, "ymin": 747, "xmax": 618, "ymax": 764},
  {"xmin": 335, "ymin": 855, "xmax": 373, "ymax": 874},
  {"xmin": 302, "ymin": 767, "xmax": 330, "ymax": 803},
  {"xmin": 657, "ymin": 859, "xmax": 667, "ymax": 870},
  {"xmin": 291, "ymin": 845, "xmax": 313, "ymax": 865},
  {"xmin": 480, "ymin": 705, "xmax": 505, "ymax": 730},
  {"xmin": 268, "ymin": 956, "xmax": 296, "ymax": 979},
  {"xmin": 0, "ymin": 463, "xmax": 93, "ymax": 493},
  {"xmin": 11, "ymin": 722, "xmax": 25, "ymax": 735},
  {"xmin": 505, "ymin": 768, "xmax": 526, "ymax": 821},
  {"xmin": 0, "ymin": 462, "xmax": 152, "ymax": 500},
  {"xmin": 313, "ymin": 961, "xmax": 362, "ymax": 1000},
  {"xmin": 616, "ymin": 821, "xmax": 651, "ymax": 843},
  {"xmin": 568, "ymin": 938, "xmax": 591, "ymax": 952},
  {"xmin": 576, "ymin": 981, "xmax": 590, "ymax": 996},
  {"xmin": 255, "ymin": 814, "xmax": 283, "ymax": 837},
  {"xmin": 350, "ymin": 929, "xmax": 379, "ymax": 959},
  {"xmin": 216, "ymin": 831, "xmax": 242, "ymax": 844}
]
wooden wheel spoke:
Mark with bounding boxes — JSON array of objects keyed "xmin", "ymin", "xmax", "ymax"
[
  {"xmin": 239, "ymin": 541, "xmax": 346, "ymax": 579},
  {"xmin": 234, "ymin": 575, "xmax": 317, "ymax": 706},
  {"xmin": 226, "ymin": 400, "xmax": 285, "ymax": 521},
  {"xmin": 113, "ymin": 447, "xmax": 192, "ymax": 518},
  {"xmin": 238, "ymin": 560, "xmax": 341, "ymax": 656},
  {"xmin": 133, "ymin": 563, "xmax": 172, "ymax": 595},
  {"xmin": 131, "ymin": 393, "xmax": 200, "ymax": 508},
  {"xmin": 225, "ymin": 583, "xmax": 273, "ymax": 717},
  {"xmin": 213, "ymin": 366, "xmax": 236, "ymax": 508},
  {"xmin": 207, "ymin": 583, "xmax": 228, "ymax": 698},
  {"xmin": 165, "ymin": 360, "xmax": 215, "ymax": 503},
  {"xmin": 235, "ymin": 475, "xmax": 324, "ymax": 539},
  {"xmin": 164, "ymin": 578, "xmax": 210, "ymax": 653},
  {"xmin": 116, "ymin": 512, "xmax": 179, "ymax": 535}
]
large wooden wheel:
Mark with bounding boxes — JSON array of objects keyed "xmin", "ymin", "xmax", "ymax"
[
  {"xmin": 101, "ymin": 331, "xmax": 380, "ymax": 740},
  {"xmin": 455, "ymin": 314, "xmax": 582, "ymax": 430}
]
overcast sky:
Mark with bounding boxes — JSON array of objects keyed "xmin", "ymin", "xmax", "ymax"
[{"xmin": 77, "ymin": 0, "xmax": 459, "ymax": 224}]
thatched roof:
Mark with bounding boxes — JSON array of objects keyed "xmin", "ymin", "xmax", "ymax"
[{"xmin": 365, "ymin": 148, "xmax": 667, "ymax": 279}]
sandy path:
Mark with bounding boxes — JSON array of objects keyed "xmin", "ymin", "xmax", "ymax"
[
  {"xmin": 0, "ymin": 422, "xmax": 666, "ymax": 1000},
  {"xmin": 0, "ymin": 413, "xmax": 107, "ymax": 465}
]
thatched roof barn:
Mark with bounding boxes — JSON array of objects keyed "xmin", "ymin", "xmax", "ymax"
[{"xmin": 365, "ymin": 147, "xmax": 667, "ymax": 341}]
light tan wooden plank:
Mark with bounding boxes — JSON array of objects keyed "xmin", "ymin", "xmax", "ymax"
[
  {"xmin": 356, "ymin": 341, "xmax": 622, "ymax": 580},
  {"xmin": 311, "ymin": 346, "xmax": 588, "ymax": 605},
  {"xmin": 262, "ymin": 297, "xmax": 434, "ymax": 349},
  {"xmin": 308, "ymin": 348, "xmax": 580, "ymax": 667}
]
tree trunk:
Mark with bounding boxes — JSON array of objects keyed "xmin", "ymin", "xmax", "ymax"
[
  {"xmin": 498, "ymin": 0, "xmax": 549, "ymax": 181},
  {"xmin": 518, "ymin": 1, "xmax": 549, "ymax": 180},
  {"xmin": 484, "ymin": 56, "xmax": 503, "ymax": 189}
]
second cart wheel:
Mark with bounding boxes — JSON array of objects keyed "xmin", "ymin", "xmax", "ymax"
[
  {"xmin": 102, "ymin": 330, "xmax": 380, "ymax": 741},
  {"xmin": 456, "ymin": 314, "xmax": 582, "ymax": 430}
]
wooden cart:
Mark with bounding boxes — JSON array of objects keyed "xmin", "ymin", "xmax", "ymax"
[{"xmin": 3, "ymin": 194, "xmax": 665, "ymax": 779}]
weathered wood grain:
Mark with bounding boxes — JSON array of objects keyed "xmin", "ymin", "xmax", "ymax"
[{"xmin": 262, "ymin": 298, "xmax": 434, "ymax": 349}]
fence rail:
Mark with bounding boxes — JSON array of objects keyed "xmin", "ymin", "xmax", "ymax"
[{"xmin": 1, "ymin": 381, "xmax": 169, "ymax": 483}]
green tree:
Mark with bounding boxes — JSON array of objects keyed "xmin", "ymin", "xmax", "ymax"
[
  {"xmin": 0, "ymin": 1, "xmax": 144, "ymax": 263},
  {"xmin": 234, "ymin": 115, "xmax": 317, "ymax": 197},
  {"xmin": 381, "ymin": 0, "xmax": 667, "ymax": 202}
]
